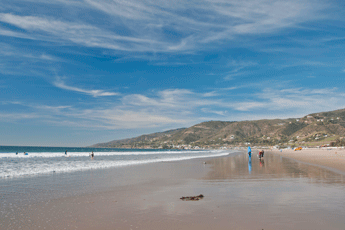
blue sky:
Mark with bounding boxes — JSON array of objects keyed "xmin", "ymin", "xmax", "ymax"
[{"xmin": 1, "ymin": 0, "xmax": 345, "ymax": 146}]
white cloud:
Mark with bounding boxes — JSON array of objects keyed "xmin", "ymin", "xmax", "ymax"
[
  {"xmin": 243, "ymin": 87, "xmax": 345, "ymax": 112},
  {"xmin": 224, "ymin": 60, "xmax": 257, "ymax": 80},
  {"xmin": 122, "ymin": 89, "xmax": 194, "ymax": 109},
  {"xmin": 0, "ymin": 0, "xmax": 330, "ymax": 53},
  {"xmin": 0, "ymin": 113, "xmax": 39, "ymax": 120},
  {"xmin": 0, "ymin": 13, "xmax": 169, "ymax": 52},
  {"xmin": 2, "ymin": 86, "xmax": 345, "ymax": 130},
  {"xmin": 201, "ymin": 108, "xmax": 227, "ymax": 116},
  {"xmin": 53, "ymin": 77, "xmax": 119, "ymax": 97}
]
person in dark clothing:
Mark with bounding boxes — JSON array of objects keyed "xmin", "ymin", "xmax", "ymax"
[{"xmin": 259, "ymin": 150, "xmax": 264, "ymax": 159}]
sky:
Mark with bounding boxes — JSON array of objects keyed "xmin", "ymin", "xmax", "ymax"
[{"xmin": 1, "ymin": 0, "xmax": 345, "ymax": 147}]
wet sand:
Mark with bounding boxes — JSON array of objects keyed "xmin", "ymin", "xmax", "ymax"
[
  {"xmin": 269, "ymin": 148, "xmax": 345, "ymax": 174},
  {"xmin": 1, "ymin": 151, "xmax": 345, "ymax": 230}
]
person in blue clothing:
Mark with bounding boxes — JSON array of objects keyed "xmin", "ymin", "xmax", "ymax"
[{"xmin": 247, "ymin": 146, "xmax": 251, "ymax": 157}]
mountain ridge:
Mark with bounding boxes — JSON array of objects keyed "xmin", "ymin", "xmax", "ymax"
[{"xmin": 91, "ymin": 108, "xmax": 345, "ymax": 148}]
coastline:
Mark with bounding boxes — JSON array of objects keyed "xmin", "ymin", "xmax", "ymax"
[
  {"xmin": 1, "ymin": 150, "xmax": 345, "ymax": 230},
  {"xmin": 268, "ymin": 148, "xmax": 345, "ymax": 174}
]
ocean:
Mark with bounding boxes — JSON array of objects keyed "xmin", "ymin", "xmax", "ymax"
[{"xmin": 0, "ymin": 146, "xmax": 230, "ymax": 178}]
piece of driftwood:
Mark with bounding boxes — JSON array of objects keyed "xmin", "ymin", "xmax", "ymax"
[{"xmin": 180, "ymin": 194, "xmax": 204, "ymax": 201}]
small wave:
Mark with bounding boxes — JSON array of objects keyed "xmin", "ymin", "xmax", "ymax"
[
  {"xmin": 0, "ymin": 150, "xmax": 215, "ymax": 158},
  {"xmin": 0, "ymin": 151, "xmax": 230, "ymax": 178}
]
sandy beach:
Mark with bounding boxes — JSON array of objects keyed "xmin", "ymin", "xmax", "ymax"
[
  {"xmin": 269, "ymin": 148, "xmax": 345, "ymax": 174},
  {"xmin": 1, "ymin": 150, "xmax": 345, "ymax": 230}
]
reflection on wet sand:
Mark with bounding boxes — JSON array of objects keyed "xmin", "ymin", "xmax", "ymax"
[
  {"xmin": 1, "ymin": 152, "xmax": 345, "ymax": 230},
  {"xmin": 248, "ymin": 157, "xmax": 252, "ymax": 174},
  {"xmin": 204, "ymin": 152, "xmax": 345, "ymax": 184}
]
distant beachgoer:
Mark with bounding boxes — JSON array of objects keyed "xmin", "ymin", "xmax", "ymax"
[
  {"xmin": 24, "ymin": 152, "xmax": 28, "ymax": 155},
  {"xmin": 247, "ymin": 146, "xmax": 251, "ymax": 157},
  {"xmin": 16, "ymin": 152, "xmax": 18, "ymax": 155},
  {"xmin": 65, "ymin": 150, "xmax": 67, "ymax": 155},
  {"xmin": 91, "ymin": 151, "xmax": 94, "ymax": 158},
  {"xmin": 259, "ymin": 150, "xmax": 264, "ymax": 159}
]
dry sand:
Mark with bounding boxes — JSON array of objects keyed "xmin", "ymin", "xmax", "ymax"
[{"xmin": 269, "ymin": 148, "xmax": 345, "ymax": 173}]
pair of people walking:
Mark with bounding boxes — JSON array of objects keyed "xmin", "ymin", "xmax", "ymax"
[{"xmin": 247, "ymin": 146, "xmax": 264, "ymax": 159}]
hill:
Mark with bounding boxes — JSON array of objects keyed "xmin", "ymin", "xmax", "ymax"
[{"xmin": 91, "ymin": 108, "xmax": 345, "ymax": 149}]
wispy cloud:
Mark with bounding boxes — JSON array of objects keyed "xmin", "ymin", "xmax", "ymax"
[
  {"xmin": 0, "ymin": 0, "xmax": 330, "ymax": 53},
  {"xmin": 0, "ymin": 42, "xmax": 59, "ymax": 61},
  {"xmin": 201, "ymin": 108, "xmax": 227, "ymax": 116},
  {"xmin": 0, "ymin": 113, "xmax": 40, "ymax": 121},
  {"xmin": 0, "ymin": 13, "xmax": 170, "ymax": 52},
  {"xmin": 2, "ymin": 85, "xmax": 345, "ymax": 130},
  {"xmin": 224, "ymin": 60, "xmax": 257, "ymax": 80},
  {"xmin": 53, "ymin": 77, "xmax": 119, "ymax": 97},
  {"xmin": 230, "ymin": 87, "xmax": 345, "ymax": 113}
]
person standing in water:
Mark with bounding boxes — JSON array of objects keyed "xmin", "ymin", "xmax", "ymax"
[
  {"xmin": 65, "ymin": 150, "xmax": 67, "ymax": 155},
  {"xmin": 247, "ymin": 146, "xmax": 251, "ymax": 157},
  {"xmin": 91, "ymin": 151, "xmax": 94, "ymax": 159}
]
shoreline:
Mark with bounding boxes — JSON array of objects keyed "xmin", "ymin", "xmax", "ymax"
[
  {"xmin": 1, "ymin": 150, "xmax": 345, "ymax": 230},
  {"xmin": 268, "ymin": 148, "xmax": 345, "ymax": 174}
]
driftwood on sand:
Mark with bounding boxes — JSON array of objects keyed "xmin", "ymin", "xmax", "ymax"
[{"xmin": 180, "ymin": 194, "xmax": 204, "ymax": 201}]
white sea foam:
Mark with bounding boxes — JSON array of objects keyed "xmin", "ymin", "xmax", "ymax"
[
  {"xmin": 0, "ymin": 150, "xmax": 213, "ymax": 158},
  {"xmin": 0, "ymin": 150, "xmax": 231, "ymax": 178}
]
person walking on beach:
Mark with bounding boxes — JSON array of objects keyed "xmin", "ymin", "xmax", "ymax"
[{"xmin": 247, "ymin": 146, "xmax": 251, "ymax": 157}]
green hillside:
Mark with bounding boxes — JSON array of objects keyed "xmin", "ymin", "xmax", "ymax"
[{"xmin": 91, "ymin": 108, "xmax": 345, "ymax": 149}]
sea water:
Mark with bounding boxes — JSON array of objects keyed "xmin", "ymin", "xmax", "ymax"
[{"xmin": 0, "ymin": 146, "xmax": 230, "ymax": 178}]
